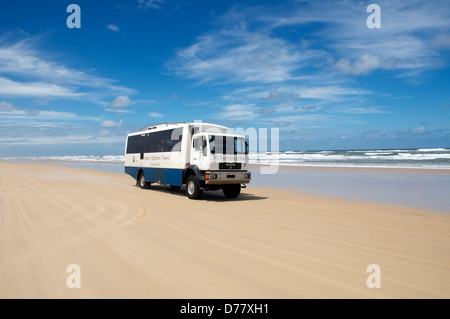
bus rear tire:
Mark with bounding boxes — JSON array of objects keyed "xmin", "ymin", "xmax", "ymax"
[
  {"xmin": 186, "ymin": 176, "xmax": 202, "ymax": 199},
  {"xmin": 138, "ymin": 172, "xmax": 151, "ymax": 189},
  {"xmin": 222, "ymin": 184, "xmax": 241, "ymax": 198}
]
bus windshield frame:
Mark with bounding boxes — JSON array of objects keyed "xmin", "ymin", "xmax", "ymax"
[{"xmin": 209, "ymin": 135, "xmax": 247, "ymax": 155}]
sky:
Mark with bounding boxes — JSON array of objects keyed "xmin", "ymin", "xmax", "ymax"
[{"xmin": 0, "ymin": 0, "xmax": 449, "ymax": 156}]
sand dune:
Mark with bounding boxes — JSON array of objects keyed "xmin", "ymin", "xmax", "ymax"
[{"xmin": 1, "ymin": 161, "xmax": 449, "ymax": 298}]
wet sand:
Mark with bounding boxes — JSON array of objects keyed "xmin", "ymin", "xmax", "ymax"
[{"xmin": 249, "ymin": 164, "xmax": 450, "ymax": 213}]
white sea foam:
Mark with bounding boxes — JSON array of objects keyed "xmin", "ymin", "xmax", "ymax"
[
  {"xmin": 248, "ymin": 148, "xmax": 450, "ymax": 168},
  {"xmin": 3, "ymin": 148, "xmax": 450, "ymax": 169},
  {"xmin": 416, "ymin": 148, "xmax": 448, "ymax": 152}
]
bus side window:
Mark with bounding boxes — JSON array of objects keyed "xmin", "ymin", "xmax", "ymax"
[{"xmin": 193, "ymin": 136, "xmax": 207, "ymax": 154}]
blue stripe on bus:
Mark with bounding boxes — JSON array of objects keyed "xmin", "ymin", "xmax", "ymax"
[{"xmin": 124, "ymin": 166, "xmax": 184, "ymax": 186}]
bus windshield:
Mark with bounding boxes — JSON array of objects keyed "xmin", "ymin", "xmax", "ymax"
[{"xmin": 209, "ymin": 135, "xmax": 247, "ymax": 155}]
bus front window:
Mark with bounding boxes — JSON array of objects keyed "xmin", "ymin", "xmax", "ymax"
[{"xmin": 209, "ymin": 135, "xmax": 245, "ymax": 155}]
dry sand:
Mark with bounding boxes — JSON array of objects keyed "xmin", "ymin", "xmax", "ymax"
[{"xmin": 1, "ymin": 161, "xmax": 449, "ymax": 298}]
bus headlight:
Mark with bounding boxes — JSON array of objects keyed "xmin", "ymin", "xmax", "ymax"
[
  {"xmin": 207, "ymin": 173, "xmax": 217, "ymax": 180},
  {"xmin": 244, "ymin": 172, "xmax": 251, "ymax": 179}
]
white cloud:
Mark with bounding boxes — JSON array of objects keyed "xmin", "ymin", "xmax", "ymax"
[
  {"xmin": 100, "ymin": 120, "xmax": 123, "ymax": 127},
  {"xmin": 97, "ymin": 129, "xmax": 111, "ymax": 137},
  {"xmin": 0, "ymin": 77, "xmax": 81, "ymax": 97},
  {"xmin": 264, "ymin": 113, "xmax": 339, "ymax": 129},
  {"xmin": 137, "ymin": 0, "xmax": 164, "ymax": 10},
  {"xmin": 296, "ymin": 85, "xmax": 369, "ymax": 100},
  {"xmin": 0, "ymin": 37, "xmax": 136, "ymax": 101},
  {"xmin": 413, "ymin": 126, "xmax": 427, "ymax": 134},
  {"xmin": 34, "ymin": 96, "xmax": 52, "ymax": 104},
  {"xmin": 217, "ymin": 104, "xmax": 261, "ymax": 120},
  {"xmin": 149, "ymin": 112, "xmax": 163, "ymax": 117},
  {"xmin": 227, "ymin": 84, "xmax": 369, "ymax": 103},
  {"xmin": 217, "ymin": 84, "xmax": 373, "ymax": 124},
  {"xmin": 431, "ymin": 34, "xmax": 450, "ymax": 49},
  {"xmin": 107, "ymin": 24, "xmax": 120, "ymax": 32},
  {"xmin": 0, "ymin": 101, "xmax": 15, "ymax": 111},
  {"xmin": 169, "ymin": 28, "xmax": 313, "ymax": 84},
  {"xmin": 262, "ymin": 0, "xmax": 450, "ymax": 75},
  {"xmin": 335, "ymin": 54, "xmax": 384, "ymax": 75},
  {"xmin": 0, "ymin": 108, "xmax": 100, "ymax": 122},
  {"xmin": 0, "ymin": 101, "xmax": 101, "ymax": 122},
  {"xmin": 336, "ymin": 106, "xmax": 390, "ymax": 114},
  {"xmin": 109, "ymin": 95, "xmax": 132, "ymax": 109},
  {"xmin": 105, "ymin": 108, "xmax": 133, "ymax": 114},
  {"xmin": 0, "ymin": 133, "xmax": 121, "ymax": 146}
]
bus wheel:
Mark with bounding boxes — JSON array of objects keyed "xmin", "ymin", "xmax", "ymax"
[
  {"xmin": 186, "ymin": 176, "xmax": 202, "ymax": 199},
  {"xmin": 138, "ymin": 172, "xmax": 151, "ymax": 189},
  {"xmin": 222, "ymin": 184, "xmax": 241, "ymax": 198}
]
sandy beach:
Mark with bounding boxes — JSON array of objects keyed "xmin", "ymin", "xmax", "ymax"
[{"xmin": 1, "ymin": 161, "xmax": 450, "ymax": 298}]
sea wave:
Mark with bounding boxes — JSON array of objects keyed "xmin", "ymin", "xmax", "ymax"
[
  {"xmin": 248, "ymin": 148, "xmax": 450, "ymax": 168},
  {"xmin": 3, "ymin": 148, "xmax": 450, "ymax": 169}
]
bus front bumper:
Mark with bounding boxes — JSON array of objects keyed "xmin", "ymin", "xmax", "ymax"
[{"xmin": 204, "ymin": 171, "xmax": 251, "ymax": 185}]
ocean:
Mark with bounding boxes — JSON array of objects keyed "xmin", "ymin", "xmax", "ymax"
[
  {"xmin": 4, "ymin": 147, "xmax": 450, "ymax": 169},
  {"xmin": 249, "ymin": 148, "xmax": 450, "ymax": 169}
]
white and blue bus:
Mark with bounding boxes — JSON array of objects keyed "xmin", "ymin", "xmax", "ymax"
[{"xmin": 124, "ymin": 122, "xmax": 251, "ymax": 199}]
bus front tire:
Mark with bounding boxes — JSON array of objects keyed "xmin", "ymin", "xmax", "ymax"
[
  {"xmin": 138, "ymin": 172, "xmax": 151, "ymax": 189},
  {"xmin": 186, "ymin": 176, "xmax": 202, "ymax": 199}
]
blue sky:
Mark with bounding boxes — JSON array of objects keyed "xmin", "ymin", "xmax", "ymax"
[{"xmin": 0, "ymin": 0, "xmax": 449, "ymax": 156}]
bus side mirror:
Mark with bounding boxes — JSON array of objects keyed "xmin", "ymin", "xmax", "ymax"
[{"xmin": 245, "ymin": 140, "xmax": 249, "ymax": 155}]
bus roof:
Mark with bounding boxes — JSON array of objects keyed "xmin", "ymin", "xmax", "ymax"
[{"xmin": 127, "ymin": 122, "xmax": 228, "ymax": 136}]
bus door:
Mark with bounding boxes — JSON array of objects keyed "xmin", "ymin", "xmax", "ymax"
[{"xmin": 191, "ymin": 135, "xmax": 207, "ymax": 169}]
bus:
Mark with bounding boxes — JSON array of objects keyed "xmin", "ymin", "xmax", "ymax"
[{"xmin": 124, "ymin": 122, "xmax": 251, "ymax": 199}]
